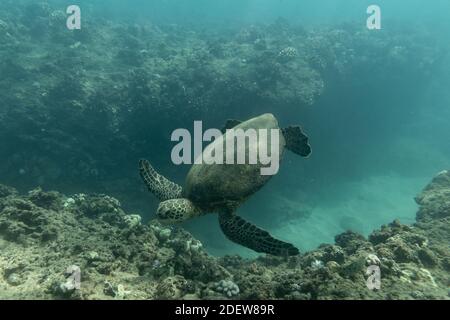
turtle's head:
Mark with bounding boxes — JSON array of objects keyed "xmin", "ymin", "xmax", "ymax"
[{"xmin": 156, "ymin": 198, "xmax": 201, "ymax": 224}]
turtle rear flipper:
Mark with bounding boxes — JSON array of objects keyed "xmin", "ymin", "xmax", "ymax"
[
  {"xmin": 282, "ymin": 126, "xmax": 312, "ymax": 157},
  {"xmin": 139, "ymin": 159, "xmax": 183, "ymax": 201},
  {"xmin": 219, "ymin": 213, "xmax": 299, "ymax": 256}
]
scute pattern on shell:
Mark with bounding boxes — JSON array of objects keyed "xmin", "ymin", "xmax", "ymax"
[{"xmin": 184, "ymin": 113, "xmax": 285, "ymax": 212}]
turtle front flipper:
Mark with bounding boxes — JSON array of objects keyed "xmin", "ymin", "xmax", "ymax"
[
  {"xmin": 139, "ymin": 159, "xmax": 183, "ymax": 201},
  {"xmin": 218, "ymin": 213, "xmax": 299, "ymax": 256},
  {"xmin": 282, "ymin": 126, "xmax": 312, "ymax": 157}
]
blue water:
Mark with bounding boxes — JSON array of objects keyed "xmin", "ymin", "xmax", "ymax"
[{"xmin": 0, "ymin": 0, "xmax": 449, "ymax": 257}]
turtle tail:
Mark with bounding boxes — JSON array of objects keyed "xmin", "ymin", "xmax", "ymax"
[{"xmin": 218, "ymin": 212, "xmax": 299, "ymax": 256}]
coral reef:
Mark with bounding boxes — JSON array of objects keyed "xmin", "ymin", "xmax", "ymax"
[
  {"xmin": 214, "ymin": 280, "xmax": 240, "ymax": 298},
  {"xmin": 0, "ymin": 171, "xmax": 448, "ymax": 300}
]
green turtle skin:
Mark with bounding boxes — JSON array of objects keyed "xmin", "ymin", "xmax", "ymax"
[{"xmin": 184, "ymin": 113, "xmax": 285, "ymax": 212}]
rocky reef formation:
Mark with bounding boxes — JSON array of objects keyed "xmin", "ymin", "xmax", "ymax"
[{"xmin": 0, "ymin": 171, "xmax": 448, "ymax": 300}]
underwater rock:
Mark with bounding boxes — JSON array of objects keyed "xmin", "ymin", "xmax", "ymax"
[
  {"xmin": 122, "ymin": 214, "xmax": 142, "ymax": 229},
  {"xmin": 104, "ymin": 281, "xmax": 131, "ymax": 299},
  {"xmin": 74, "ymin": 194, "xmax": 122, "ymax": 217},
  {"xmin": 366, "ymin": 253, "xmax": 381, "ymax": 266},
  {"xmin": 50, "ymin": 265, "xmax": 82, "ymax": 299},
  {"xmin": 310, "ymin": 259, "xmax": 325, "ymax": 270},
  {"xmin": 152, "ymin": 224, "xmax": 172, "ymax": 242},
  {"xmin": 340, "ymin": 252, "xmax": 367, "ymax": 279},
  {"xmin": 214, "ymin": 280, "xmax": 240, "ymax": 298},
  {"xmin": 335, "ymin": 230, "xmax": 368, "ymax": 254},
  {"xmin": 28, "ymin": 188, "xmax": 63, "ymax": 211},
  {"xmin": 5, "ymin": 272, "xmax": 23, "ymax": 286},
  {"xmin": 415, "ymin": 170, "xmax": 450, "ymax": 221},
  {"xmin": 0, "ymin": 184, "xmax": 17, "ymax": 198},
  {"xmin": 0, "ymin": 169, "xmax": 449, "ymax": 299},
  {"xmin": 417, "ymin": 248, "xmax": 439, "ymax": 268},
  {"xmin": 320, "ymin": 244, "xmax": 346, "ymax": 264},
  {"xmin": 0, "ymin": 198, "xmax": 51, "ymax": 243},
  {"xmin": 399, "ymin": 264, "xmax": 438, "ymax": 289},
  {"xmin": 156, "ymin": 275, "xmax": 188, "ymax": 299}
]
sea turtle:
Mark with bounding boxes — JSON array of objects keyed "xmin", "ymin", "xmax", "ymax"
[{"xmin": 139, "ymin": 113, "xmax": 311, "ymax": 256}]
